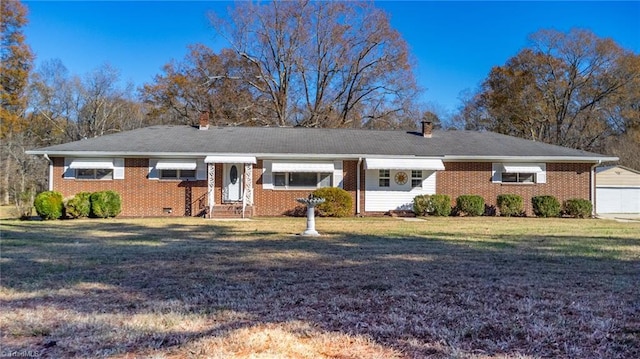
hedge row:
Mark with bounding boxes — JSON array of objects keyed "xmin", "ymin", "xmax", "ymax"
[
  {"xmin": 412, "ymin": 194, "xmax": 593, "ymax": 218},
  {"xmin": 34, "ymin": 190, "xmax": 122, "ymax": 220}
]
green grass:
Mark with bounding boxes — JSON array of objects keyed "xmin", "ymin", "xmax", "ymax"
[{"xmin": 1, "ymin": 217, "xmax": 639, "ymax": 358}]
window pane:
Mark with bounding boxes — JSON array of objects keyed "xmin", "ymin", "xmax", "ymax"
[
  {"xmin": 319, "ymin": 173, "xmax": 332, "ymax": 187},
  {"xmin": 76, "ymin": 169, "xmax": 94, "ymax": 179},
  {"xmin": 274, "ymin": 173, "xmax": 286, "ymax": 187},
  {"xmin": 289, "ymin": 172, "xmax": 318, "ymax": 187},
  {"xmin": 379, "ymin": 169, "xmax": 390, "ymax": 178},
  {"xmin": 95, "ymin": 169, "xmax": 113, "ymax": 180},
  {"xmin": 411, "ymin": 170, "xmax": 422, "ymax": 178},
  {"xmin": 502, "ymin": 172, "xmax": 517, "ymax": 182},
  {"xmin": 412, "ymin": 179, "xmax": 422, "ymax": 188},
  {"xmin": 161, "ymin": 170, "xmax": 178, "ymax": 179},
  {"xmin": 520, "ymin": 173, "xmax": 535, "ymax": 183},
  {"xmin": 181, "ymin": 170, "xmax": 196, "ymax": 178},
  {"xmin": 379, "ymin": 178, "xmax": 390, "ymax": 187}
]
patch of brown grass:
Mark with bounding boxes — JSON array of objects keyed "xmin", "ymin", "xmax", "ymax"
[{"xmin": 1, "ymin": 217, "xmax": 639, "ymax": 358}]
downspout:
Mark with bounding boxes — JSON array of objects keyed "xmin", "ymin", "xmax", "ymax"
[
  {"xmin": 43, "ymin": 154, "xmax": 53, "ymax": 191},
  {"xmin": 590, "ymin": 161, "xmax": 601, "ymax": 218},
  {"xmin": 356, "ymin": 157, "xmax": 362, "ymax": 215}
]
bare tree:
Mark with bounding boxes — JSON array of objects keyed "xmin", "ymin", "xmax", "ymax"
[
  {"xmin": 142, "ymin": 45, "xmax": 265, "ymax": 126},
  {"xmin": 459, "ymin": 29, "xmax": 640, "ymax": 157},
  {"xmin": 209, "ymin": 1, "xmax": 420, "ymax": 128}
]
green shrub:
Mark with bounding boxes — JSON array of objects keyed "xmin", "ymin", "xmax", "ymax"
[
  {"xmin": 430, "ymin": 194, "xmax": 452, "ymax": 216},
  {"xmin": 312, "ymin": 187, "xmax": 352, "ymax": 217},
  {"xmin": 34, "ymin": 191, "xmax": 64, "ymax": 220},
  {"xmin": 65, "ymin": 192, "xmax": 92, "ymax": 219},
  {"xmin": 90, "ymin": 190, "xmax": 122, "ymax": 218},
  {"xmin": 413, "ymin": 194, "xmax": 451, "ymax": 217},
  {"xmin": 455, "ymin": 195, "xmax": 485, "ymax": 216},
  {"xmin": 563, "ymin": 198, "xmax": 592, "ymax": 218},
  {"xmin": 532, "ymin": 195, "xmax": 561, "ymax": 217},
  {"xmin": 413, "ymin": 195, "xmax": 431, "ymax": 216},
  {"xmin": 497, "ymin": 194, "xmax": 524, "ymax": 217}
]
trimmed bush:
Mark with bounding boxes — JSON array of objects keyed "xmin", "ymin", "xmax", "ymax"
[
  {"xmin": 431, "ymin": 194, "xmax": 452, "ymax": 216},
  {"xmin": 90, "ymin": 190, "xmax": 122, "ymax": 218},
  {"xmin": 34, "ymin": 191, "xmax": 64, "ymax": 220},
  {"xmin": 413, "ymin": 194, "xmax": 452, "ymax": 217},
  {"xmin": 312, "ymin": 187, "xmax": 352, "ymax": 217},
  {"xmin": 455, "ymin": 195, "xmax": 485, "ymax": 216},
  {"xmin": 65, "ymin": 192, "xmax": 92, "ymax": 219},
  {"xmin": 413, "ymin": 195, "xmax": 431, "ymax": 216},
  {"xmin": 532, "ymin": 195, "xmax": 561, "ymax": 217},
  {"xmin": 563, "ymin": 198, "xmax": 592, "ymax": 218},
  {"xmin": 497, "ymin": 194, "xmax": 524, "ymax": 217}
]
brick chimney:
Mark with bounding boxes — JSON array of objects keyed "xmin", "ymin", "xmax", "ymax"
[
  {"xmin": 421, "ymin": 121, "xmax": 433, "ymax": 138},
  {"xmin": 199, "ymin": 111, "xmax": 209, "ymax": 130}
]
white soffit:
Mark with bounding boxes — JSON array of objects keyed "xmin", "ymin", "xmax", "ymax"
[
  {"xmin": 204, "ymin": 155, "xmax": 257, "ymax": 164},
  {"xmin": 502, "ymin": 163, "xmax": 544, "ymax": 173},
  {"xmin": 365, "ymin": 158, "xmax": 445, "ymax": 170},
  {"xmin": 68, "ymin": 158, "xmax": 115, "ymax": 169},
  {"xmin": 271, "ymin": 162, "xmax": 335, "ymax": 173},
  {"xmin": 155, "ymin": 159, "xmax": 197, "ymax": 170}
]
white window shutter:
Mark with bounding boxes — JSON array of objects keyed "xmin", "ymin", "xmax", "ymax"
[
  {"xmin": 63, "ymin": 158, "xmax": 75, "ymax": 179},
  {"xmin": 148, "ymin": 159, "xmax": 159, "ymax": 180},
  {"xmin": 491, "ymin": 163, "xmax": 502, "ymax": 183},
  {"xmin": 262, "ymin": 160, "xmax": 273, "ymax": 189},
  {"xmin": 196, "ymin": 159, "xmax": 207, "ymax": 180},
  {"xmin": 113, "ymin": 158, "xmax": 125, "ymax": 179},
  {"xmin": 537, "ymin": 163, "xmax": 547, "ymax": 183},
  {"xmin": 333, "ymin": 160, "xmax": 344, "ymax": 188}
]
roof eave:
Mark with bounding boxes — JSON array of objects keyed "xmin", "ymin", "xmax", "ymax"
[{"xmin": 443, "ymin": 155, "xmax": 619, "ymax": 163}]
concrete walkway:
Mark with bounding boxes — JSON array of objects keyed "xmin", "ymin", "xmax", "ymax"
[{"xmin": 596, "ymin": 214, "xmax": 640, "ymax": 222}]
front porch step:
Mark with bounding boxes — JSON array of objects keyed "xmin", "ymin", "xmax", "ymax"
[{"xmin": 210, "ymin": 204, "xmax": 254, "ymax": 218}]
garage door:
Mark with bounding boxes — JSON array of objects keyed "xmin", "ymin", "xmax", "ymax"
[{"xmin": 596, "ymin": 187, "xmax": 640, "ymax": 214}]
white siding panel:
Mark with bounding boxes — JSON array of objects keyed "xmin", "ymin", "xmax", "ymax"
[
  {"xmin": 148, "ymin": 159, "xmax": 159, "ymax": 180},
  {"xmin": 333, "ymin": 160, "xmax": 344, "ymax": 188},
  {"xmin": 365, "ymin": 170, "xmax": 436, "ymax": 212},
  {"xmin": 196, "ymin": 159, "xmax": 207, "ymax": 180},
  {"xmin": 113, "ymin": 158, "xmax": 125, "ymax": 179},
  {"xmin": 63, "ymin": 158, "xmax": 74, "ymax": 179},
  {"xmin": 262, "ymin": 160, "xmax": 273, "ymax": 189}
]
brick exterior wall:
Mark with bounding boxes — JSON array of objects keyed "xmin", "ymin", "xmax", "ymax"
[
  {"xmin": 436, "ymin": 162, "xmax": 592, "ymax": 215},
  {"xmin": 52, "ymin": 157, "xmax": 208, "ymax": 217},
  {"xmin": 251, "ymin": 160, "xmax": 359, "ymax": 216},
  {"xmin": 50, "ymin": 157, "xmax": 593, "ymax": 217}
]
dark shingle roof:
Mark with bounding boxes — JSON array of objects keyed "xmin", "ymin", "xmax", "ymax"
[{"xmin": 27, "ymin": 125, "xmax": 615, "ymax": 161}]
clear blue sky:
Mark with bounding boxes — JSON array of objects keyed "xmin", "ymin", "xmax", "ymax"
[{"xmin": 23, "ymin": 1, "xmax": 640, "ymax": 116}]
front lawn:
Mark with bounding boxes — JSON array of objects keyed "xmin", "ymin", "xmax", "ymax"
[{"xmin": 1, "ymin": 217, "xmax": 639, "ymax": 358}]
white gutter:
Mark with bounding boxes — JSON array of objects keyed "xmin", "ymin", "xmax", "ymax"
[
  {"xmin": 591, "ymin": 161, "xmax": 602, "ymax": 217},
  {"xmin": 443, "ymin": 155, "xmax": 619, "ymax": 163},
  {"xmin": 43, "ymin": 154, "xmax": 53, "ymax": 191},
  {"xmin": 356, "ymin": 157, "xmax": 362, "ymax": 215},
  {"xmin": 26, "ymin": 150, "xmax": 619, "ymax": 164}
]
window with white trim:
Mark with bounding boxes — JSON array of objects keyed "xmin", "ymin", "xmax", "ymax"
[
  {"xmin": 273, "ymin": 172, "xmax": 332, "ymax": 189},
  {"xmin": 379, "ymin": 170, "xmax": 390, "ymax": 187},
  {"xmin": 501, "ymin": 172, "xmax": 535, "ymax": 183},
  {"xmin": 76, "ymin": 168, "xmax": 113, "ymax": 180},
  {"xmin": 492, "ymin": 163, "xmax": 546, "ymax": 184},
  {"xmin": 159, "ymin": 169, "xmax": 196, "ymax": 180},
  {"xmin": 411, "ymin": 170, "xmax": 423, "ymax": 188}
]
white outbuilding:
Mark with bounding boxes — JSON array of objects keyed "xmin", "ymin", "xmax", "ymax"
[{"xmin": 595, "ymin": 165, "xmax": 640, "ymax": 215}]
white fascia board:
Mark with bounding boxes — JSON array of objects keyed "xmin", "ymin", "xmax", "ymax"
[{"xmin": 443, "ymin": 155, "xmax": 619, "ymax": 163}]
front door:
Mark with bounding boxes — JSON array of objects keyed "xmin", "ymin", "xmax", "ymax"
[{"xmin": 224, "ymin": 163, "xmax": 243, "ymax": 202}]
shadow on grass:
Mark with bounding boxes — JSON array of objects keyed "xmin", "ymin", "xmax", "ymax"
[{"xmin": 1, "ymin": 219, "xmax": 639, "ymax": 358}]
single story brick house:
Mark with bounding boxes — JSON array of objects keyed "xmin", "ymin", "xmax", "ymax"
[{"xmin": 27, "ymin": 118, "xmax": 617, "ymax": 218}]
